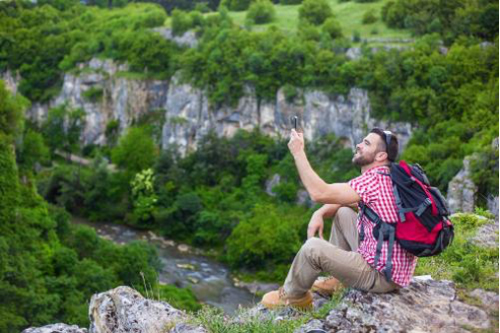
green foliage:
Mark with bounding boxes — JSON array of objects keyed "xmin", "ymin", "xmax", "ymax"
[
  {"xmin": 111, "ymin": 127, "xmax": 158, "ymax": 177},
  {"xmin": 42, "ymin": 104, "xmax": 85, "ymax": 154},
  {"xmin": 226, "ymin": 204, "xmax": 302, "ymax": 269},
  {"xmin": 415, "ymin": 213, "xmax": 498, "ymax": 291},
  {"xmin": 193, "ymin": 305, "xmax": 308, "ymax": 332},
  {"xmin": 81, "ymin": 86, "xmax": 103, "ymax": 102},
  {"xmin": 381, "ymin": 0, "xmax": 498, "ymax": 43},
  {"xmin": 171, "ymin": 9, "xmax": 194, "ymax": 35},
  {"xmin": 280, "ymin": 0, "xmax": 303, "ymax": 5},
  {"xmin": 321, "ymin": 17, "xmax": 343, "ymax": 39},
  {"xmin": 159, "ymin": 284, "xmax": 201, "ymax": 312},
  {"xmin": 130, "ymin": 168, "xmax": 158, "ymax": 226},
  {"xmin": 0, "ymin": 80, "xmax": 27, "ymax": 139},
  {"xmin": 246, "ymin": 0, "xmax": 276, "ymax": 24},
  {"xmin": 17, "ymin": 129, "xmax": 50, "ymax": 171},
  {"xmin": 298, "ymin": 0, "xmax": 333, "ymax": 25},
  {"xmin": 361, "ymin": 10, "xmax": 377, "ymax": 24}
]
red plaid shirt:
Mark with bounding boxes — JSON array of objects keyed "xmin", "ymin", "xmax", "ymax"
[{"xmin": 348, "ymin": 165, "xmax": 417, "ymax": 287}]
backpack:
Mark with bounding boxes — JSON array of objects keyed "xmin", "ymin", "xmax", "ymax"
[{"xmin": 358, "ymin": 160, "xmax": 454, "ymax": 282}]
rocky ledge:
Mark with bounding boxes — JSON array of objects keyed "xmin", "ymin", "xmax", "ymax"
[{"xmin": 22, "ymin": 277, "xmax": 498, "ymax": 333}]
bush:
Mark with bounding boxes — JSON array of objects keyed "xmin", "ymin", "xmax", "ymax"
[
  {"xmin": 280, "ymin": 0, "xmax": 303, "ymax": 4},
  {"xmin": 194, "ymin": 2, "xmax": 211, "ymax": 12},
  {"xmin": 227, "ymin": 0, "xmax": 252, "ymax": 11},
  {"xmin": 362, "ymin": 11, "xmax": 377, "ymax": 24},
  {"xmin": 321, "ymin": 17, "xmax": 343, "ymax": 39},
  {"xmin": 352, "ymin": 30, "xmax": 361, "ymax": 42},
  {"xmin": 111, "ymin": 127, "xmax": 158, "ymax": 177},
  {"xmin": 226, "ymin": 204, "xmax": 301, "ymax": 269},
  {"xmin": 246, "ymin": 0, "xmax": 276, "ymax": 24},
  {"xmin": 171, "ymin": 9, "xmax": 193, "ymax": 35},
  {"xmin": 298, "ymin": 0, "xmax": 333, "ymax": 25}
]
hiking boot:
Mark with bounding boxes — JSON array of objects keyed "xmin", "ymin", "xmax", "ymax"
[
  {"xmin": 311, "ymin": 276, "xmax": 343, "ymax": 297},
  {"xmin": 261, "ymin": 287, "xmax": 313, "ymax": 309}
]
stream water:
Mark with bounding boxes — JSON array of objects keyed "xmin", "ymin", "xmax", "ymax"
[{"xmin": 72, "ymin": 217, "xmax": 258, "ymax": 314}]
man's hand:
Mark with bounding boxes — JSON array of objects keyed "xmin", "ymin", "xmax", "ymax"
[
  {"xmin": 307, "ymin": 212, "xmax": 324, "ymax": 239},
  {"xmin": 288, "ymin": 129, "xmax": 304, "ymax": 157}
]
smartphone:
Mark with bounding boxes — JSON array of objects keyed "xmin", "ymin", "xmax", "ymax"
[{"xmin": 292, "ymin": 116, "xmax": 298, "ymax": 130}]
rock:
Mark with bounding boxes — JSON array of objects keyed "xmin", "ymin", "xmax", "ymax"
[
  {"xmin": 169, "ymin": 323, "xmax": 208, "ymax": 333},
  {"xmin": 19, "ymin": 58, "xmax": 414, "ymax": 156},
  {"xmin": 176, "ymin": 263, "xmax": 196, "ymax": 270},
  {"xmin": 265, "ymin": 174, "xmax": 281, "ymax": 196},
  {"xmin": 1, "ymin": 69, "xmax": 21, "ymax": 95},
  {"xmin": 470, "ymin": 218, "xmax": 499, "ymax": 248},
  {"xmin": 345, "ymin": 47, "xmax": 362, "ymax": 60},
  {"xmin": 447, "ymin": 156, "xmax": 477, "ymax": 214},
  {"xmin": 296, "ymin": 189, "xmax": 314, "ymax": 207},
  {"xmin": 177, "ymin": 244, "xmax": 189, "ymax": 252},
  {"xmin": 294, "ymin": 319, "xmax": 326, "ymax": 333},
  {"xmin": 22, "ymin": 324, "xmax": 88, "ymax": 333},
  {"xmin": 487, "ymin": 195, "xmax": 499, "ymax": 221},
  {"xmin": 324, "ymin": 278, "xmax": 491, "ymax": 332},
  {"xmin": 152, "ymin": 27, "xmax": 199, "ymax": 48},
  {"xmin": 89, "ymin": 286, "xmax": 188, "ymax": 333},
  {"xmin": 469, "ymin": 289, "xmax": 499, "ymax": 311}
]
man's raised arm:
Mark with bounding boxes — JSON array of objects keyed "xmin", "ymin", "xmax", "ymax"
[{"xmin": 288, "ymin": 129, "xmax": 360, "ymax": 205}]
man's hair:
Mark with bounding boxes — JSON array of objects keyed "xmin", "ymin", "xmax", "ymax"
[{"xmin": 370, "ymin": 128, "xmax": 398, "ymax": 162}]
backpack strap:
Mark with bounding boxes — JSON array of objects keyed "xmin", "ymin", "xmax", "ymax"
[
  {"xmin": 399, "ymin": 160, "xmax": 439, "ymax": 216},
  {"xmin": 360, "ymin": 204, "xmax": 395, "ymax": 283}
]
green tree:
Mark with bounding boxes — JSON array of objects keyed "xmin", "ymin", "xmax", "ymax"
[
  {"xmin": 298, "ymin": 0, "xmax": 333, "ymax": 26},
  {"xmin": 111, "ymin": 127, "xmax": 158, "ymax": 176},
  {"xmin": 246, "ymin": 0, "xmax": 276, "ymax": 24}
]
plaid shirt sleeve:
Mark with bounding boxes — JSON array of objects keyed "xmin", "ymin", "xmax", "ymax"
[{"xmin": 348, "ymin": 172, "xmax": 380, "ymax": 205}]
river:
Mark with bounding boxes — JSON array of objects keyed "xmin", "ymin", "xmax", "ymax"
[{"xmin": 72, "ymin": 217, "xmax": 258, "ymax": 314}]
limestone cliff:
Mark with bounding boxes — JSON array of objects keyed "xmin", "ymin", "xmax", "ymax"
[{"xmin": 2, "ymin": 59, "xmax": 412, "ymax": 155}]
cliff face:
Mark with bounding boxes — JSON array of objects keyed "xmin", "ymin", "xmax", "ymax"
[{"xmin": 2, "ymin": 59, "xmax": 412, "ymax": 155}]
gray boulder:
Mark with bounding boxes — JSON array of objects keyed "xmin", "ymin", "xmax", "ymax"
[
  {"xmin": 447, "ymin": 156, "xmax": 477, "ymax": 214},
  {"xmin": 323, "ymin": 277, "xmax": 490, "ymax": 332},
  {"xmin": 89, "ymin": 286, "xmax": 206, "ymax": 333}
]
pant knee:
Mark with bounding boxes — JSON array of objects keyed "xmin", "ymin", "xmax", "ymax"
[{"xmin": 301, "ymin": 237, "xmax": 324, "ymax": 259}]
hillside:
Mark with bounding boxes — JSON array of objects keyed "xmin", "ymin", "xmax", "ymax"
[{"xmin": 0, "ymin": 0, "xmax": 498, "ymax": 331}]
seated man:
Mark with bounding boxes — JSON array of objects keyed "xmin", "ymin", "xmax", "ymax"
[{"xmin": 261, "ymin": 128, "xmax": 417, "ymax": 309}]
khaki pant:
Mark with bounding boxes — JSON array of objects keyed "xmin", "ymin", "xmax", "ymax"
[{"xmin": 284, "ymin": 207, "xmax": 399, "ymax": 297}]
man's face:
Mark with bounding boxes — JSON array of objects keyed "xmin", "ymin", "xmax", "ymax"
[{"xmin": 352, "ymin": 133, "xmax": 385, "ymax": 166}]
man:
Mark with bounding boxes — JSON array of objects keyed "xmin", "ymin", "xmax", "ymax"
[{"xmin": 261, "ymin": 128, "xmax": 417, "ymax": 309}]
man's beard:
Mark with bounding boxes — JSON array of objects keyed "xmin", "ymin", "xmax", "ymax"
[{"xmin": 352, "ymin": 150, "xmax": 375, "ymax": 166}]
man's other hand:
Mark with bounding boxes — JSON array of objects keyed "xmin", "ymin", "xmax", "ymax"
[
  {"xmin": 307, "ymin": 213, "xmax": 324, "ymax": 239},
  {"xmin": 288, "ymin": 129, "xmax": 304, "ymax": 156}
]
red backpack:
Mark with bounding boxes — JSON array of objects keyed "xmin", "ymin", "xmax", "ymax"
[{"xmin": 359, "ymin": 160, "xmax": 454, "ymax": 282}]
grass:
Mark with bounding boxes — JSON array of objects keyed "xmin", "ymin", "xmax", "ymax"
[
  {"xmin": 191, "ymin": 289, "xmax": 346, "ymax": 333},
  {"xmin": 227, "ymin": 0, "xmax": 412, "ymax": 44},
  {"xmin": 414, "ymin": 212, "xmax": 499, "ymax": 292},
  {"xmin": 162, "ymin": 0, "xmax": 413, "ymax": 46}
]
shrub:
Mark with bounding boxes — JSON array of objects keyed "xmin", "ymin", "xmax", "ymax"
[
  {"xmin": 280, "ymin": 0, "xmax": 303, "ymax": 4},
  {"xmin": 226, "ymin": 204, "xmax": 301, "ymax": 269},
  {"xmin": 297, "ymin": 23, "xmax": 321, "ymax": 41},
  {"xmin": 228, "ymin": 0, "xmax": 252, "ymax": 11},
  {"xmin": 352, "ymin": 30, "xmax": 361, "ymax": 42},
  {"xmin": 171, "ymin": 9, "xmax": 193, "ymax": 35},
  {"xmin": 246, "ymin": 0, "xmax": 276, "ymax": 24},
  {"xmin": 82, "ymin": 86, "xmax": 103, "ymax": 102},
  {"xmin": 298, "ymin": 0, "xmax": 333, "ymax": 25},
  {"xmin": 321, "ymin": 17, "xmax": 343, "ymax": 39},
  {"xmin": 362, "ymin": 11, "xmax": 377, "ymax": 24},
  {"xmin": 194, "ymin": 2, "xmax": 211, "ymax": 12}
]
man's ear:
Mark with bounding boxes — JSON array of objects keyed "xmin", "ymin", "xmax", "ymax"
[{"xmin": 375, "ymin": 151, "xmax": 388, "ymax": 162}]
